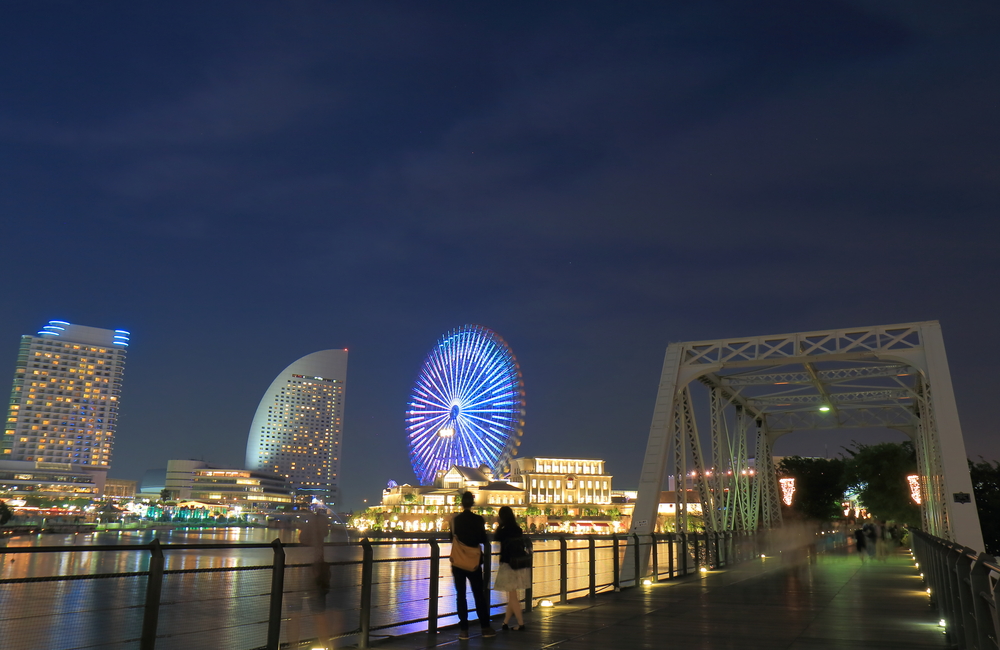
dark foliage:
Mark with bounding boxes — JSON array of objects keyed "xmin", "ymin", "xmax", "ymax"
[
  {"xmin": 969, "ymin": 459, "xmax": 1000, "ymax": 556},
  {"xmin": 843, "ymin": 441, "xmax": 921, "ymax": 525},
  {"xmin": 777, "ymin": 456, "xmax": 847, "ymax": 521}
]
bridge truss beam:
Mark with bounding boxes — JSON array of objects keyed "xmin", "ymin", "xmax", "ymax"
[{"xmin": 631, "ymin": 321, "xmax": 984, "ymax": 570}]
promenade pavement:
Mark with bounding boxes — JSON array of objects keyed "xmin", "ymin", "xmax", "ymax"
[{"xmin": 365, "ymin": 549, "xmax": 945, "ymax": 650}]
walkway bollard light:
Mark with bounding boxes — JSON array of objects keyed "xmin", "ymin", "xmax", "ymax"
[
  {"xmin": 539, "ymin": 599, "xmax": 554, "ymax": 608},
  {"xmin": 926, "ymin": 588, "xmax": 931, "ymax": 596},
  {"xmin": 939, "ymin": 619, "xmax": 946, "ymax": 628},
  {"xmin": 642, "ymin": 578, "xmax": 652, "ymax": 586},
  {"xmin": 699, "ymin": 567, "xmax": 708, "ymax": 574}
]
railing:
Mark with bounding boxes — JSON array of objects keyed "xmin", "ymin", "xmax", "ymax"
[
  {"xmin": 0, "ymin": 531, "xmax": 763, "ymax": 650},
  {"xmin": 909, "ymin": 528, "xmax": 1000, "ymax": 650}
]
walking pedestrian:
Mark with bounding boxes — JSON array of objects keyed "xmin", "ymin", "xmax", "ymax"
[
  {"xmin": 450, "ymin": 491, "xmax": 496, "ymax": 639},
  {"xmin": 854, "ymin": 526, "xmax": 867, "ymax": 561},
  {"xmin": 492, "ymin": 506, "xmax": 531, "ymax": 631}
]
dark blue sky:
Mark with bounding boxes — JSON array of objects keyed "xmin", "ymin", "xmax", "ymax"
[{"xmin": 2, "ymin": 3, "xmax": 998, "ymax": 511}]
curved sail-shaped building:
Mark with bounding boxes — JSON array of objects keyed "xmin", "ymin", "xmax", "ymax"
[{"xmin": 245, "ymin": 349, "xmax": 347, "ymax": 504}]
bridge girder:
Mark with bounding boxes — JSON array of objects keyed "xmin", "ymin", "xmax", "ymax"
[{"xmin": 630, "ymin": 321, "xmax": 984, "ymax": 575}]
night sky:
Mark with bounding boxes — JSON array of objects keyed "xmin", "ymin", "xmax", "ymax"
[{"xmin": 2, "ymin": 3, "xmax": 998, "ymax": 512}]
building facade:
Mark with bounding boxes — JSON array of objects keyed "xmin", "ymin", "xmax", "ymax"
[
  {"xmin": 245, "ymin": 350, "xmax": 348, "ymax": 504},
  {"xmin": 359, "ymin": 457, "xmax": 620, "ymax": 533},
  {"xmin": 3, "ymin": 321, "xmax": 128, "ymax": 469},
  {"xmin": 509, "ymin": 457, "xmax": 613, "ymax": 507},
  {"xmin": 104, "ymin": 478, "xmax": 136, "ymax": 498},
  {"xmin": 0, "ymin": 459, "xmax": 107, "ymax": 499},
  {"xmin": 164, "ymin": 459, "xmax": 293, "ymax": 508}
]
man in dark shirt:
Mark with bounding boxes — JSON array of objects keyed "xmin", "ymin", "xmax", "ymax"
[{"xmin": 451, "ymin": 491, "xmax": 496, "ymax": 639}]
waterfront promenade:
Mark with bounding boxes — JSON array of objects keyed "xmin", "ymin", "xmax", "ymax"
[{"xmin": 374, "ymin": 550, "xmax": 944, "ymax": 650}]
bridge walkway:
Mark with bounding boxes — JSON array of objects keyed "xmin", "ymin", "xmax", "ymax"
[{"xmin": 369, "ymin": 550, "xmax": 945, "ymax": 650}]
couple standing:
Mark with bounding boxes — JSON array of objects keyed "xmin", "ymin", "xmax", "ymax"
[{"xmin": 450, "ymin": 491, "xmax": 530, "ymax": 639}]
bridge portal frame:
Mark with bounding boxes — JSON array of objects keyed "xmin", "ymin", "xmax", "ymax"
[{"xmin": 631, "ymin": 321, "xmax": 984, "ymax": 554}]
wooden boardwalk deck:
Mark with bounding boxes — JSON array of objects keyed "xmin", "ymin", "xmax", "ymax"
[{"xmin": 366, "ymin": 550, "xmax": 946, "ymax": 650}]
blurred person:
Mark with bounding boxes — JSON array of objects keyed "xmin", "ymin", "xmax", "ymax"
[
  {"xmin": 854, "ymin": 526, "xmax": 867, "ymax": 561},
  {"xmin": 492, "ymin": 506, "xmax": 531, "ymax": 631},
  {"xmin": 875, "ymin": 520, "xmax": 889, "ymax": 561},
  {"xmin": 287, "ymin": 510, "xmax": 332, "ymax": 648},
  {"xmin": 450, "ymin": 491, "xmax": 496, "ymax": 639},
  {"xmin": 863, "ymin": 521, "xmax": 877, "ymax": 558}
]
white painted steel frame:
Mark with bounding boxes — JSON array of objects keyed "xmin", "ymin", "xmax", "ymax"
[{"xmin": 631, "ymin": 321, "xmax": 984, "ymax": 565}]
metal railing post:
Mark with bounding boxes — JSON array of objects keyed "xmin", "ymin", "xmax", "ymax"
[
  {"xmin": 969, "ymin": 553, "xmax": 995, "ymax": 650},
  {"xmin": 612, "ymin": 534, "xmax": 621, "ymax": 591},
  {"xmin": 588, "ymin": 537, "xmax": 597, "ymax": 597},
  {"xmin": 559, "ymin": 536, "xmax": 568, "ymax": 603},
  {"xmin": 680, "ymin": 533, "xmax": 688, "ymax": 576},
  {"xmin": 359, "ymin": 538, "xmax": 373, "ymax": 649},
  {"xmin": 632, "ymin": 533, "xmax": 641, "ymax": 586},
  {"xmin": 668, "ymin": 533, "xmax": 674, "ymax": 579},
  {"xmin": 651, "ymin": 534, "xmax": 659, "ymax": 582},
  {"xmin": 427, "ymin": 539, "xmax": 440, "ymax": 636},
  {"xmin": 482, "ymin": 537, "xmax": 493, "ymax": 605},
  {"xmin": 266, "ymin": 539, "xmax": 285, "ymax": 650},
  {"xmin": 524, "ymin": 534, "xmax": 533, "ymax": 614},
  {"xmin": 140, "ymin": 539, "xmax": 164, "ymax": 650}
]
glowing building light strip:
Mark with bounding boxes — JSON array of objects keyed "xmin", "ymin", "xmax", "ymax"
[
  {"xmin": 779, "ymin": 477, "xmax": 796, "ymax": 506},
  {"xmin": 907, "ymin": 474, "xmax": 922, "ymax": 504}
]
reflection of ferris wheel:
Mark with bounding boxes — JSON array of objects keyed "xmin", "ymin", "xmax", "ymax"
[{"xmin": 406, "ymin": 325, "xmax": 525, "ymax": 485}]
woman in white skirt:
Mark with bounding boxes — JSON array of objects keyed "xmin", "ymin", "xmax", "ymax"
[{"xmin": 492, "ymin": 506, "xmax": 530, "ymax": 630}]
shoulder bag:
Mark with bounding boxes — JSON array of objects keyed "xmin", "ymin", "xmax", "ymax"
[{"xmin": 450, "ymin": 535, "xmax": 482, "ymax": 571}]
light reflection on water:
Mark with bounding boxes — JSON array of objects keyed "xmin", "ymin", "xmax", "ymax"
[{"xmin": 0, "ymin": 529, "xmax": 667, "ymax": 650}]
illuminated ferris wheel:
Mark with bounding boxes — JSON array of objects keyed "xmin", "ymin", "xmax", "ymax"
[{"xmin": 406, "ymin": 325, "xmax": 525, "ymax": 485}]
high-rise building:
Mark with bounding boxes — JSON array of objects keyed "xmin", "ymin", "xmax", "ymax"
[
  {"xmin": 2, "ymin": 320, "xmax": 129, "ymax": 468},
  {"xmin": 245, "ymin": 350, "xmax": 347, "ymax": 504}
]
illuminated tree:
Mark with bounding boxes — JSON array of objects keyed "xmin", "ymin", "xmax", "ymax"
[
  {"xmin": 777, "ymin": 456, "xmax": 847, "ymax": 521},
  {"xmin": 843, "ymin": 441, "xmax": 920, "ymax": 525}
]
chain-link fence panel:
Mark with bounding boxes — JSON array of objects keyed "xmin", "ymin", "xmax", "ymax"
[
  {"xmin": 153, "ymin": 566, "xmax": 272, "ymax": 650},
  {"xmin": 0, "ymin": 573, "xmax": 147, "ymax": 650}
]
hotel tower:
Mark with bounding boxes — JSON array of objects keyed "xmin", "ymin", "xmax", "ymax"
[
  {"xmin": 245, "ymin": 349, "xmax": 347, "ymax": 504},
  {"xmin": 3, "ymin": 320, "xmax": 129, "ymax": 467}
]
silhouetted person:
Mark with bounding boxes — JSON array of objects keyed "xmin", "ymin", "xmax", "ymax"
[
  {"xmin": 450, "ymin": 491, "xmax": 496, "ymax": 639},
  {"xmin": 854, "ymin": 527, "xmax": 867, "ymax": 561},
  {"xmin": 492, "ymin": 506, "xmax": 530, "ymax": 630}
]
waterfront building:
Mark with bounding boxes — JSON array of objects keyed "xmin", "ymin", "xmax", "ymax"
[
  {"xmin": 359, "ymin": 457, "xmax": 621, "ymax": 533},
  {"xmin": 138, "ymin": 468, "xmax": 167, "ymax": 499},
  {"xmin": 3, "ymin": 320, "xmax": 129, "ymax": 468},
  {"xmin": 103, "ymin": 478, "xmax": 136, "ymax": 498},
  {"xmin": 0, "ymin": 459, "xmax": 106, "ymax": 499},
  {"xmin": 164, "ymin": 459, "xmax": 293, "ymax": 508},
  {"xmin": 245, "ymin": 350, "xmax": 348, "ymax": 504},
  {"xmin": 510, "ymin": 457, "xmax": 613, "ymax": 506}
]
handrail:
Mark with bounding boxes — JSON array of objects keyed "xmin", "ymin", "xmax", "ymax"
[
  {"xmin": 0, "ymin": 531, "xmax": 767, "ymax": 650},
  {"xmin": 908, "ymin": 527, "xmax": 1000, "ymax": 650}
]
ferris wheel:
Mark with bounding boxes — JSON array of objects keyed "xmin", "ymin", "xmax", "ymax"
[{"xmin": 406, "ymin": 325, "xmax": 525, "ymax": 485}]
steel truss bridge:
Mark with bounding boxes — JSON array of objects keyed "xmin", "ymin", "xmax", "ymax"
[{"xmin": 631, "ymin": 320, "xmax": 985, "ymax": 556}]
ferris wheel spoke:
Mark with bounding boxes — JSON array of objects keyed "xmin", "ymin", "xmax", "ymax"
[{"xmin": 407, "ymin": 325, "xmax": 524, "ymax": 484}]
